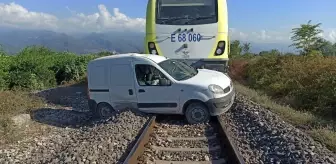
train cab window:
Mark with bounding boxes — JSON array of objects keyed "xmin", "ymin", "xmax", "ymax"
[{"xmin": 156, "ymin": 0, "xmax": 218, "ymax": 25}]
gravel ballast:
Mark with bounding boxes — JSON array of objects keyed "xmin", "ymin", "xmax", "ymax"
[
  {"xmin": 155, "ymin": 120, "xmax": 216, "ymax": 138},
  {"xmin": 0, "ymin": 85, "xmax": 151, "ymax": 164},
  {"xmin": 220, "ymin": 92, "xmax": 336, "ymax": 164},
  {"xmin": 0, "ymin": 110, "xmax": 150, "ymax": 164}
]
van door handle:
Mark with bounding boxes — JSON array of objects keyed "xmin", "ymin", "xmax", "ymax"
[
  {"xmin": 128, "ymin": 89, "xmax": 133, "ymax": 95},
  {"xmin": 138, "ymin": 89, "xmax": 145, "ymax": 93}
]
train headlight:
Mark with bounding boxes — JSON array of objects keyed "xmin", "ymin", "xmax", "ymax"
[
  {"xmin": 148, "ymin": 42, "xmax": 159, "ymax": 55},
  {"xmin": 214, "ymin": 41, "xmax": 225, "ymax": 56},
  {"xmin": 149, "ymin": 43, "xmax": 155, "ymax": 49},
  {"xmin": 216, "ymin": 49, "xmax": 222, "ymax": 55},
  {"xmin": 218, "ymin": 41, "xmax": 225, "ymax": 48}
]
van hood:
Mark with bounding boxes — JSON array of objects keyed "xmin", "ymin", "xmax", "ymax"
[{"xmin": 181, "ymin": 69, "xmax": 231, "ymax": 90}]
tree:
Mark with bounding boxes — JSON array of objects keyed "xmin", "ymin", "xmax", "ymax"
[
  {"xmin": 283, "ymin": 52, "xmax": 296, "ymax": 56},
  {"xmin": 0, "ymin": 44, "xmax": 5, "ymax": 56},
  {"xmin": 258, "ymin": 49, "xmax": 281, "ymax": 56},
  {"xmin": 290, "ymin": 20, "xmax": 324, "ymax": 55},
  {"xmin": 312, "ymin": 38, "xmax": 328, "ymax": 50},
  {"xmin": 242, "ymin": 42, "xmax": 251, "ymax": 54},
  {"xmin": 306, "ymin": 50, "xmax": 322, "ymax": 57},
  {"xmin": 229, "ymin": 40, "xmax": 242, "ymax": 58},
  {"xmin": 269, "ymin": 49, "xmax": 281, "ymax": 56},
  {"xmin": 318, "ymin": 40, "xmax": 336, "ymax": 56}
]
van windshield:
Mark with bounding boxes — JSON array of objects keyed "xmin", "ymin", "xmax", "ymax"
[{"xmin": 158, "ymin": 59, "xmax": 198, "ymax": 81}]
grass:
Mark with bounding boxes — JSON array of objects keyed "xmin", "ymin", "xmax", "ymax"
[
  {"xmin": 0, "ymin": 90, "xmax": 47, "ymax": 144},
  {"xmin": 0, "ymin": 79, "xmax": 84, "ymax": 145},
  {"xmin": 234, "ymin": 82, "xmax": 336, "ymax": 153}
]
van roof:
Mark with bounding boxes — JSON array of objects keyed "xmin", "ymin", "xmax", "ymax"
[{"xmin": 91, "ymin": 53, "xmax": 168, "ymax": 64}]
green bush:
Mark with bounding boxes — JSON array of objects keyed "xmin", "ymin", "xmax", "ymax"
[
  {"xmin": 243, "ymin": 55, "xmax": 336, "ymax": 116},
  {"xmin": 51, "ymin": 53, "xmax": 98, "ymax": 84},
  {"xmin": 0, "ymin": 46, "xmax": 103, "ymax": 91},
  {"xmin": 0, "ymin": 54, "xmax": 12, "ymax": 90},
  {"xmin": 8, "ymin": 48, "xmax": 56, "ymax": 90}
]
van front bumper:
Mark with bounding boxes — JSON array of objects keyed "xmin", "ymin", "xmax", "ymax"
[{"xmin": 205, "ymin": 88, "xmax": 235, "ymax": 116}]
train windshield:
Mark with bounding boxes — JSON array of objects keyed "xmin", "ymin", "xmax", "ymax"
[{"xmin": 156, "ymin": 0, "xmax": 218, "ymax": 25}]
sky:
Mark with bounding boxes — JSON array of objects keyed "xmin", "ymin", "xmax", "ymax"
[{"xmin": 0, "ymin": 0, "xmax": 336, "ymax": 44}]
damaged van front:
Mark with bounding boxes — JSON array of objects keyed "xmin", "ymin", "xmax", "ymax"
[{"xmin": 157, "ymin": 58, "xmax": 235, "ymax": 124}]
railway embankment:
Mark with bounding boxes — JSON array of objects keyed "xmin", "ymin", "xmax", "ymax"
[{"xmin": 0, "ymin": 83, "xmax": 335, "ymax": 164}]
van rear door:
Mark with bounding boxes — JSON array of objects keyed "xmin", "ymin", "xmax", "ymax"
[{"xmin": 109, "ymin": 64, "xmax": 137, "ymax": 111}]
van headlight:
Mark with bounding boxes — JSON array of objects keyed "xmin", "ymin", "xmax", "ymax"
[{"xmin": 208, "ymin": 84, "xmax": 224, "ymax": 94}]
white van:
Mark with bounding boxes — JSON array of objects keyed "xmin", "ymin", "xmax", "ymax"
[{"xmin": 86, "ymin": 53, "xmax": 235, "ymax": 124}]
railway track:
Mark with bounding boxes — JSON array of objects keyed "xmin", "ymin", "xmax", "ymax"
[{"xmin": 124, "ymin": 115, "xmax": 245, "ymax": 164}]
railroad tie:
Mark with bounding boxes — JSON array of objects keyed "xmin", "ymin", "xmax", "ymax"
[
  {"xmin": 157, "ymin": 128, "xmax": 215, "ymax": 133},
  {"xmin": 151, "ymin": 145, "xmax": 221, "ymax": 152},
  {"xmin": 162, "ymin": 135, "xmax": 217, "ymax": 141},
  {"xmin": 148, "ymin": 159, "xmax": 227, "ymax": 164}
]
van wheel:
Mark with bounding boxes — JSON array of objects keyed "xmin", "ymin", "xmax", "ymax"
[
  {"xmin": 96, "ymin": 103, "xmax": 116, "ymax": 119},
  {"xmin": 185, "ymin": 102, "xmax": 210, "ymax": 124}
]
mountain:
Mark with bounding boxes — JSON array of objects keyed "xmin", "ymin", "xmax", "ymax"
[
  {"xmin": 249, "ymin": 42, "xmax": 295, "ymax": 54},
  {"xmin": 78, "ymin": 31, "xmax": 144, "ymax": 53},
  {"xmin": 0, "ymin": 29, "xmax": 145, "ymax": 55},
  {"xmin": 0, "ymin": 28, "xmax": 293, "ymax": 55}
]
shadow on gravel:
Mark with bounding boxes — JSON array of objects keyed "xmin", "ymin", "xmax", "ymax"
[
  {"xmin": 31, "ymin": 107, "xmax": 152, "ymax": 129},
  {"xmin": 32, "ymin": 83, "xmax": 89, "ymax": 111},
  {"xmin": 155, "ymin": 114, "xmax": 188, "ymax": 124},
  {"xmin": 30, "ymin": 83, "xmax": 101, "ymax": 128},
  {"xmin": 30, "ymin": 108, "xmax": 94, "ymax": 128}
]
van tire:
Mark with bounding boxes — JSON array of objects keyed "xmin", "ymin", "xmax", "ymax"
[
  {"xmin": 185, "ymin": 102, "xmax": 210, "ymax": 124},
  {"xmin": 96, "ymin": 103, "xmax": 116, "ymax": 119}
]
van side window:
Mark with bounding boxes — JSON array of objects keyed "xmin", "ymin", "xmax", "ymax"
[{"xmin": 135, "ymin": 64, "xmax": 170, "ymax": 86}]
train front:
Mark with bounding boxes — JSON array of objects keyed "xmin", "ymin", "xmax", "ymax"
[{"xmin": 145, "ymin": 0, "xmax": 229, "ymax": 73}]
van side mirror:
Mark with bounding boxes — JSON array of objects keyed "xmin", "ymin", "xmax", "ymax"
[{"xmin": 159, "ymin": 78, "xmax": 171, "ymax": 86}]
